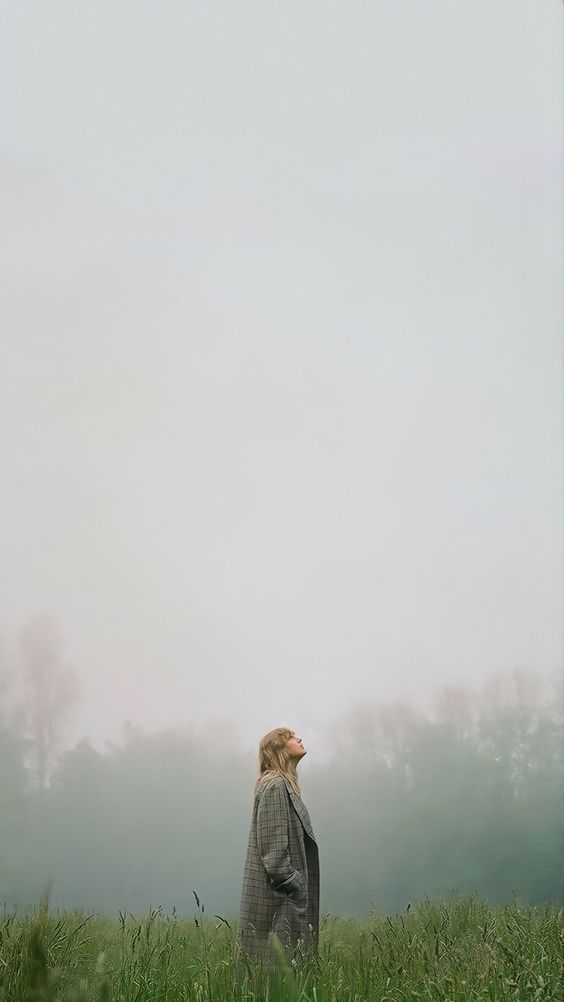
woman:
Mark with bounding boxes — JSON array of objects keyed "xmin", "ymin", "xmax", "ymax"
[{"xmin": 237, "ymin": 727, "xmax": 320, "ymax": 968}]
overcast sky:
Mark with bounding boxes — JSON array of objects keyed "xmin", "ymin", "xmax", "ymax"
[{"xmin": 0, "ymin": 1, "xmax": 561, "ymax": 763}]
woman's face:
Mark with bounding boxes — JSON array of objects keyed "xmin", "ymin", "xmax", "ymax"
[{"xmin": 285, "ymin": 732, "xmax": 306, "ymax": 760}]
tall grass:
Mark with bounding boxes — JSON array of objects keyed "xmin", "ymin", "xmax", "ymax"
[{"xmin": 0, "ymin": 889, "xmax": 561, "ymax": 1001}]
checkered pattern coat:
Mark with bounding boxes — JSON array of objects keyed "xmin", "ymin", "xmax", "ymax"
[{"xmin": 236, "ymin": 775, "xmax": 320, "ymax": 966}]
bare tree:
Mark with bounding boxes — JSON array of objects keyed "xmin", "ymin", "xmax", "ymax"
[{"xmin": 20, "ymin": 613, "xmax": 80, "ymax": 790}]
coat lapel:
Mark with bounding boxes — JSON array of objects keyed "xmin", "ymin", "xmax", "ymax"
[{"xmin": 283, "ymin": 778, "xmax": 317, "ymax": 843}]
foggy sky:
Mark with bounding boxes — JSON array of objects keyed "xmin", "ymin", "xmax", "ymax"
[{"xmin": 0, "ymin": 1, "xmax": 561, "ymax": 763}]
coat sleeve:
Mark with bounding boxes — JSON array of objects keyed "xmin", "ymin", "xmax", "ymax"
[{"xmin": 256, "ymin": 780, "xmax": 303, "ymax": 896}]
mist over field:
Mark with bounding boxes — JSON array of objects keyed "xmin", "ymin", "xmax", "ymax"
[
  {"xmin": 0, "ymin": 1, "xmax": 562, "ymax": 921},
  {"xmin": 0, "ymin": 620, "xmax": 562, "ymax": 919}
]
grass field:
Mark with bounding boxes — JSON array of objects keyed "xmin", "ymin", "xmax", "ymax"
[{"xmin": 0, "ymin": 892, "xmax": 561, "ymax": 1001}]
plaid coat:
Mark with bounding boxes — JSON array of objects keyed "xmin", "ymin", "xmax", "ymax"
[{"xmin": 236, "ymin": 775, "xmax": 320, "ymax": 966}]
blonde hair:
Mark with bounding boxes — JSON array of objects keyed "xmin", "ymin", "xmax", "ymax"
[{"xmin": 254, "ymin": 727, "xmax": 302, "ymax": 798}]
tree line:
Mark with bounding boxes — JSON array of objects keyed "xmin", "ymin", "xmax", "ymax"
[{"xmin": 0, "ymin": 613, "xmax": 562, "ymax": 917}]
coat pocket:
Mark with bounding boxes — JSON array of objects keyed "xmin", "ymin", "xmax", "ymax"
[
  {"xmin": 274, "ymin": 869, "xmax": 304, "ymax": 896},
  {"xmin": 287, "ymin": 874, "xmax": 307, "ymax": 908}
]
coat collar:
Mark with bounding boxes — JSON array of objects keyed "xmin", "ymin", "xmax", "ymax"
[{"xmin": 282, "ymin": 777, "xmax": 317, "ymax": 844}]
